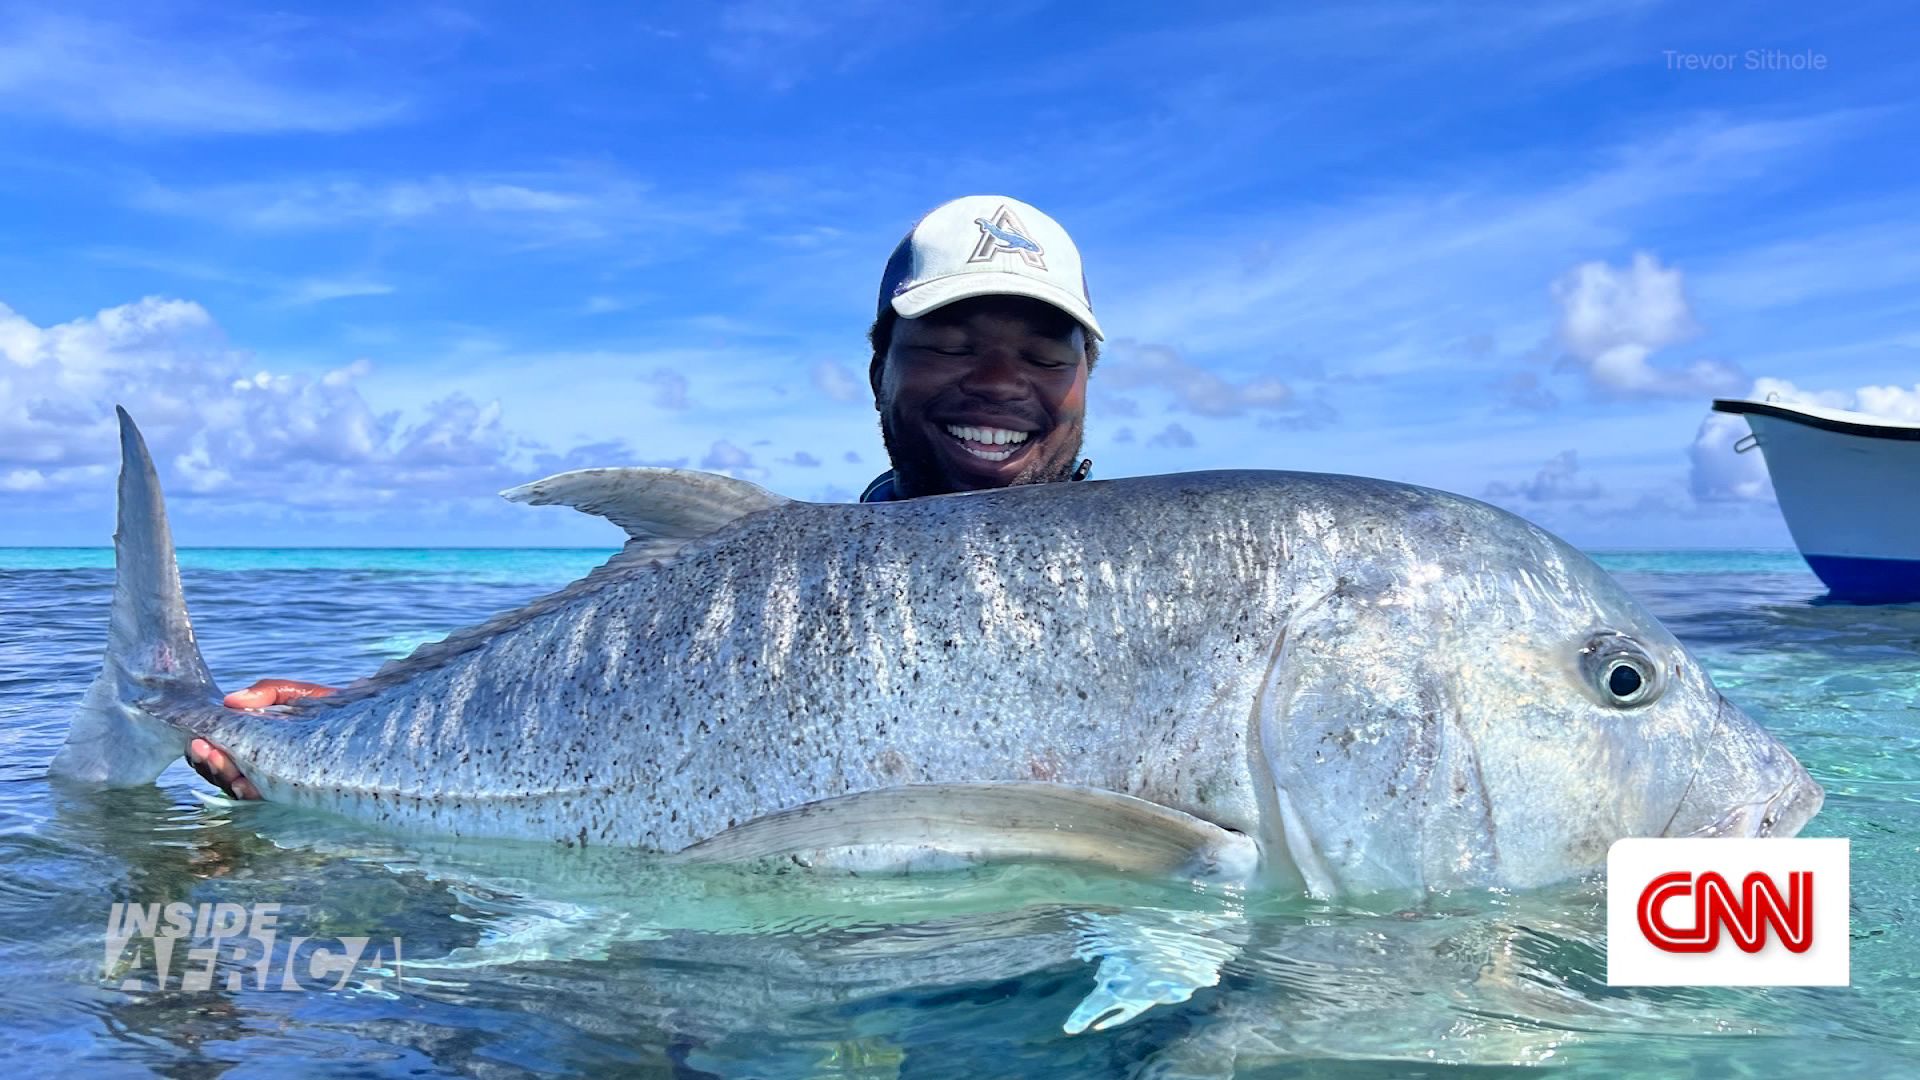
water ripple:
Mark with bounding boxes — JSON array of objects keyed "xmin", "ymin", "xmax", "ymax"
[{"xmin": 0, "ymin": 553, "xmax": 1914, "ymax": 1076}]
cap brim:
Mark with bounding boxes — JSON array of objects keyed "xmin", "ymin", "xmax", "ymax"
[{"xmin": 891, "ymin": 272, "xmax": 1104, "ymax": 341}]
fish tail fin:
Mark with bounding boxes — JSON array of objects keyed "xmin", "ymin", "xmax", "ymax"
[{"xmin": 49, "ymin": 407, "xmax": 219, "ymax": 785}]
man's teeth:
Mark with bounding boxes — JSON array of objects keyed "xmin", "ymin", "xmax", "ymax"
[
  {"xmin": 944, "ymin": 425, "xmax": 1030, "ymax": 446},
  {"xmin": 943, "ymin": 424, "xmax": 1030, "ymax": 462}
]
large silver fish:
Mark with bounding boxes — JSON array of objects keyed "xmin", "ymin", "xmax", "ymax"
[{"xmin": 52, "ymin": 409, "xmax": 1821, "ymax": 898}]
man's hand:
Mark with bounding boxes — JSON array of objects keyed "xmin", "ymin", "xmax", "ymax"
[
  {"xmin": 224, "ymin": 678, "xmax": 339, "ymax": 711},
  {"xmin": 186, "ymin": 679, "xmax": 339, "ymax": 800}
]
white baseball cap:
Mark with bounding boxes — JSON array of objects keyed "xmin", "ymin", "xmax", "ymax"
[{"xmin": 877, "ymin": 195, "xmax": 1103, "ymax": 341}]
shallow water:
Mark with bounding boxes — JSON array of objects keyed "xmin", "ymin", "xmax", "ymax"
[{"xmin": 1, "ymin": 548, "xmax": 1914, "ymax": 1078}]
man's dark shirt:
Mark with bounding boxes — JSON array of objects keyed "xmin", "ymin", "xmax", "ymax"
[
  {"xmin": 859, "ymin": 470, "xmax": 902, "ymax": 503},
  {"xmin": 858, "ymin": 461, "xmax": 1092, "ymax": 503}
]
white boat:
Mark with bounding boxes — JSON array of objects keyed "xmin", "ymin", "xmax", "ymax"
[{"xmin": 1713, "ymin": 397, "xmax": 1920, "ymax": 602}]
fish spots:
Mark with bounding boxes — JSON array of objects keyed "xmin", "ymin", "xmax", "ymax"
[
  {"xmin": 1566, "ymin": 822, "xmax": 1612, "ymax": 865},
  {"xmin": 874, "ymin": 749, "xmax": 915, "ymax": 783},
  {"xmin": 1027, "ymin": 752, "xmax": 1062, "ymax": 782},
  {"xmin": 251, "ymin": 474, "xmax": 1345, "ymax": 852}
]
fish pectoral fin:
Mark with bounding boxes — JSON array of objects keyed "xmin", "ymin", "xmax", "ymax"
[
  {"xmin": 1065, "ymin": 906, "xmax": 1246, "ymax": 1034},
  {"xmin": 670, "ymin": 782, "xmax": 1260, "ymax": 885},
  {"xmin": 500, "ymin": 467, "xmax": 790, "ymax": 544}
]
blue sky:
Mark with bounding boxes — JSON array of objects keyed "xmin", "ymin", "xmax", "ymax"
[{"xmin": 2, "ymin": 1, "xmax": 1916, "ymax": 548}]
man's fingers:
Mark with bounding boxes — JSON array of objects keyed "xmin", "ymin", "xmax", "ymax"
[
  {"xmin": 223, "ymin": 686, "xmax": 278, "ymax": 710},
  {"xmin": 201, "ymin": 678, "xmax": 333, "ymax": 798},
  {"xmin": 272, "ymin": 682, "xmax": 336, "ymax": 705},
  {"xmin": 186, "ymin": 742, "xmax": 230, "ymax": 791},
  {"xmin": 223, "ymin": 678, "xmax": 339, "ymax": 711},
  {"xmin": 187, "ymin": 737, "xmax": 223, "ymax": 771},
  {"xmin": 186, "ymin": 738, "xmax": 262, "ymax": 800},
  {"xmin": 187, "ymin": 745, "xmax": 217, "ymax": 780},
  {"xmin": 199, "ymin": 678, "xmax": 335, "ymax": 797}
]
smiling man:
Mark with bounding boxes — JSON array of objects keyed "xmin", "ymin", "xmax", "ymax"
[
  {"xmin": 861, "ymin": 194, "xmax": 1104, "ymax": 502},
  {"xmin": 188, "ymin": 194, "xmax": 1105, "ymax": 798}
]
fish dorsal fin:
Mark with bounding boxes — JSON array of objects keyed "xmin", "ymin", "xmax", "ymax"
[
  {"xmin": 501, "ymin": 467, "xmax": 789, "ymax": 543},
  {"xmin": 306, "ymin": 470, "xmax": 788, "ymax": 710}
]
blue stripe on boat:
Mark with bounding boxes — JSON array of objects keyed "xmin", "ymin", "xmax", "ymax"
[{"xmin": 1804, "ymin": 554, "xmax": 1920, "ymax": 603}]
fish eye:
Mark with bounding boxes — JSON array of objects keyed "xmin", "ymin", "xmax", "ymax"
[
  {"xmin": 1581, "ymin": 633, "xmax": 1663, "ymax": 709},
  {"xmin": 1607, "ymin": 660, "xmax": 1648, "ymax": 702}
]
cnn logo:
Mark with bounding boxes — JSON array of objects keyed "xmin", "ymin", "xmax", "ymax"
[{"xmin": 1608, "ymin": 838, "xmax": 1848, "ymax": 986}]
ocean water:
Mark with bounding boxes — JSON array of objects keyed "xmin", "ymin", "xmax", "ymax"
[{"xmin": 1, "ymin": 547, "xmax": 1915, "ymax": 1078}]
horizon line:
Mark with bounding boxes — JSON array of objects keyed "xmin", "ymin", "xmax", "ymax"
[{"xmin": 0, "ymin": 544, "xmax": 1803, "ymax": 553}]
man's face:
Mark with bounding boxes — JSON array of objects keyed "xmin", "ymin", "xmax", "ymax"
[{"xmin": 872, "ymin": 296, "xmax": 1089, "ymax": 498}]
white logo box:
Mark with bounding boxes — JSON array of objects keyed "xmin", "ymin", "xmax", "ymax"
[{"xmin": 1607, "ymin": 838, "xmax": 1849, "ymax": 987}]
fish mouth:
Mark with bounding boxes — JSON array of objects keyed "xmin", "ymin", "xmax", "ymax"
[
  {"xmin": 1755, "ymin": 770, "xmax": 1823, "ymax": 837},
  {"xmin": 1677, "ymin": 774, "xmax": 1824, "ymax": 839},
  {"xmin": 1662, "ymin": 696, "xmax": 1824, "ymax": 839}
]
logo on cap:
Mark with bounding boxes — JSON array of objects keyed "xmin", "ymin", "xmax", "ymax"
[{"xmin": 969, "ymin": 205, "xmax": 1046, "ymax": 270}]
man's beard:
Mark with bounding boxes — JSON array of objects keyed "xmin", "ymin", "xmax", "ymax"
[{"xmin": 879, "ymin": 414, "xmax": 1084, "ymax": 498}]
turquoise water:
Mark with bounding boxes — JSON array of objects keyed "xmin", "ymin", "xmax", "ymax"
[
  {"xmin": 0, "ymin": 545, "xmax": 1814, "ymax": 577},
  {"xmin": 0, "ymin": 547, "xmax": 620, "ymax": 581},
  {"xmin": 1, "ymin": 548, "xmax": 1915, "ymax": 1077}
]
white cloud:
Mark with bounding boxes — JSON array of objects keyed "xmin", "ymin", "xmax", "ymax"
[
  {"xmin": 0, "ymin": 14, "xmax": 410, "ymax": 135},
  {"xmin": 1555, "ymin": 252, "xmax": 1694, "ymax": 357},
  {"xmin": 1484, "ymin": 449, "xmax": 1602, "ymax": 502},
  {"xmin": 700, "ymin": 440, "xmax": 756, "ymax": 473},
  {"xmin": 1, "ymin": 466, "xmax": 58, "ymax": 491},
  {"xmin": 126, "ymin": 167, "xmax": 820, "ymax": 259},
  {"xmin": 646, "ymin": 369, "xmax": 692, "ymax": 410},
  {"xmin": 1689, "ymin": 212, "xmax": 1920, "ymax": 314},
  {"xmin": 706, "ymin": 0, "xmax": 904, "ymax": 92},
  {"xmin": 812, "ymin": 359, "xmax": 863, "ymax": 403},
  {"xmin": 81, "ymin": 249, "xmax": 397, "ymax": 308},
  {"xmin": 1145, "ymin": 422, "xmax": 1195, "ymax": 449},
  {"xmin": 282, "ymin": 279, "xmax": 395, "ymax": 306},
  {"xmin": 1100, "ymin": 343, "xmax": 1296, "ymax": 418},
  {"xmin": 1496, "ymin": 371, "xmax": 1560, "ymax": 412},
  {"xmin": 1689, "ymin": 407, "xmax": 1773, "ymax": 504},
  {"xmin": 1550, "ymin": 253, "xmax": 1743, "ymax": 398},
  {"xmin": 1856, "ymin": 384, "xmax": 1920, "ymax": 422},
  {"xmin": 393, "ymin": 396, "xmax": 508, "ymax": 466},
  {"xmin": 1102, "ymin": 112, "xmax": 1862, "ymax": 388},
  {"xmin": 0, "ymin": 295, "xmax": 598, "ymax": 508},
  {"xmin": 1255, "ymin": 393, "xmax": 1340, "ymax": 431},
  {"xmin": 134, "ymin": 176, "xmax": 621, "ymax": 231},
  {"xmin": 1690, "ymin": 377, "xmax": 1920, "ymax": 503}
]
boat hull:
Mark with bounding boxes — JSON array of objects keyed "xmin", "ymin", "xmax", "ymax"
[
  {"xmin": 1802, "ymin": 554, "xmax": 1920, "ymax": 601},
  {"xmin": 1718, "ymin": 401, "xmax": 1920, "ymax": 603}
]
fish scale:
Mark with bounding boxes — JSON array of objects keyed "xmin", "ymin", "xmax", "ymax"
[{"xmin": 51, "ymin": 409, "xmax": 1822, "ymax": 899}]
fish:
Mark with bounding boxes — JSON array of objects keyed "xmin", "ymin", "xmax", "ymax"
[
  {"xmin": 51, "ymin": 408, "xmax": 1822, "ymax": 900},
  {"xmin": 974, "ymin": 216, "xmax": 1042, "ymax": 253}
]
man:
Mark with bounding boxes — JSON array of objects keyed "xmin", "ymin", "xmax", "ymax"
[
  {"xmin": 190, "ymin": 194, "xmax": 1104, "ymax": 798},
  {"xmin": 859, "ymin": 193, "xmax": 1102, "ymax": 501}
]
